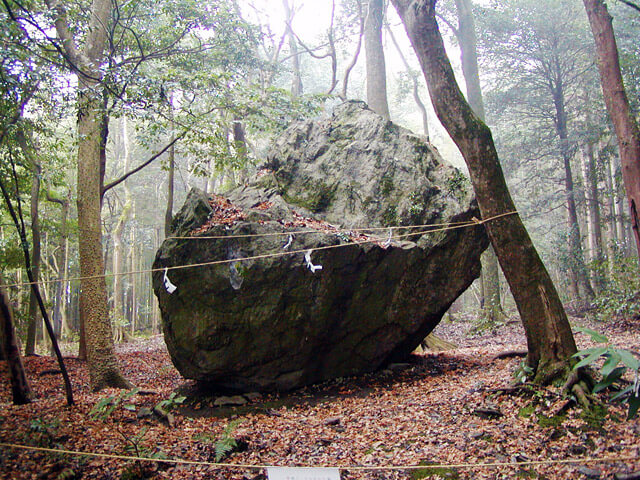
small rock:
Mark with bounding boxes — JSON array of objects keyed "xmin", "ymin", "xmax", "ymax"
[
  {"xmin": 137, "ymin": 407, "xmax": 153, "ymax": 418},
  {"xmin": 470, "ymin": 430, "xmax": 484, "ymax": 440},
  {"xmin": 323, "ymin": 416, "xmax": 341, "ymax": 426},
  {"xmin": 244, "ymin": 392, "xmax": 263, "ymax": 403},
  {"xmin": 473, "ymin": 406, "xmax": 503, "ymax": 419},
  {"xmin": 213, "ymin": 395, "xmax": 248, "ymax": 407},
  {"xmin": 578, "ymin": 466, "xmax": 600, "ymax": 479}
]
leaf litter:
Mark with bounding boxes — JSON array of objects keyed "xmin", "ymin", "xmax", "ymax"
[{"xmin": 0, "ymin": 319, "xmax": 639, "ymax": 480}]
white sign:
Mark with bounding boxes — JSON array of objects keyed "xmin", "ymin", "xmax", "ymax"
[{"xmin": 266, "ymin": 467, "xmax": 341, "ymax": 480}]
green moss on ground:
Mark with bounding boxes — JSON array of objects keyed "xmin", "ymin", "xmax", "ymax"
[{"xmin": 410, "ymin": 461, "xmax": 460, "ymax": 480}]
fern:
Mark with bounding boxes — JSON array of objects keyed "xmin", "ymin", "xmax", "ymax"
[{"xmin": 214, "ymin": 420, "xmax": 242, "ymax": 462}]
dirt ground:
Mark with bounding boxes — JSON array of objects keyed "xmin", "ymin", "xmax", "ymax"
[{"xmin": 0, "ymin": 316, "xmax": 639, "ymax": 480}]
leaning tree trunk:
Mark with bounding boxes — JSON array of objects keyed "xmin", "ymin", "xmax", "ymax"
[
  {"xmin": 365, "ymin": 0, "xmax": 390, "ymax": 119},
  {"xmin": 391, "ymin": 0, "xmax": 578, "ymax": 383},
  {"xmin": 583, "ymin": 0, "xmax": 640, "ymax": 259},
  {"xmin": 0, "ymin": 284, "xmax": 34, "ymax": 405}
]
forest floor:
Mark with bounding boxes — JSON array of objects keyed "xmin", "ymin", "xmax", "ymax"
[{"xmin": 1, "ymin": 315, "xmax": 639, "ymax": 480}]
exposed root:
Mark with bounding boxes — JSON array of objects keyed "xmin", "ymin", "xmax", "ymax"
[
  {"xmin": 563, "ymin": 367, "xmax": 598, "ymax": 410},
  {"xmin": 492, "ymin": 349, "xmax": 528, "ymax": 361}
]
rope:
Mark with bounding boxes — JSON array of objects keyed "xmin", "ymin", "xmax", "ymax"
[
  {"xmin": 165, "ymin": 218, "xmax": 479, "ymax": 241},
  {"xmin": 0, "ymin": 211, "xmax": 518, "ymax": 290},
  {"xmin": 0, "ymin": 442, "xmax": 636, "ymax": 471}
]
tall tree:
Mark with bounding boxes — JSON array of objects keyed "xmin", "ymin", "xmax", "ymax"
[
  {"xmin": 365, "ymin": 0, "xmax": 391, "ymax": 118},
  {"xmin": 391, "ymin": 0, "xmax": 580, "ymax": 385},
  {"xmin": 582, "ymin": 0, "xmax": 640, "ymax": 259},
  {"xmin": 45, "ymin": 0, "xmax": 131, "ymax": 390},
  {"xmin": 479, "ymin": 0, "xmax": 595, "ymax": 304}
]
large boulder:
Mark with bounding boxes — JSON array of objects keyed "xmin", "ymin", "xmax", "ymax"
[{"xmin": 153, "ymin": 101, "xmax": 488, "ymax": 392}]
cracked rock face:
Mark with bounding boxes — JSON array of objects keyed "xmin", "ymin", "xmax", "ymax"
[{"xmin": 153, "ymin": 101, "xmax": 488, "ymax": 392}]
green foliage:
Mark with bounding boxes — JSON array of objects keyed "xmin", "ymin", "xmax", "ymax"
[
  {"xmin": 90, "ymin": 388, "xmax": 140, "ymax": 421},
  {"xmin": 155, "ymin": 392, "xmax": 186, "ymax": 412},
  {"xmin": 205, "ymin": 419, "xmax": 243, "ymax": 462},
  {"xmin": 28, "ymin": 417, "xmax": 61, "ymax": 448},
  {"xmin": 445, "ymin": 170, "xmax": 470, "ymax": 200},
  {"xmin": 118, "ymin": 427, "xmax": 167, "ymax": 480},
  {"xmin": 591, "ymin": 254, "xmax": 640, "ymax": 321},
  {"xmin": 513, "ymin": 361, "xmax": 534, "ymax": 384},
  {"xmin": 572, "ymin": 327, "xmax": 640, "ymax": 419},
  {"xmin": 119, "ymin": 427, "xmax": 167, "ymax": 460}
]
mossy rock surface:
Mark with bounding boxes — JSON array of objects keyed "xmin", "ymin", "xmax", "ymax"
[{"xmin": 153, "ymin": 101, "xmax": 487, "ymax": 392}]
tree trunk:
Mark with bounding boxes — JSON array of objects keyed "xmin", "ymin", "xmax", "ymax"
[
  {"xmin": 77, "ymin": 82, "xmax": 131, "ymax": 390},
  {"xmin": 25, "ymin": 154, "xmax": 41, "ymax": 355},
  {"xmin": 164, "ymin": 98, "xmax": 176, "ymax": 237},
  {"xmin": 386, "ymin": 24, "xmax": 430, "ymax": 138},
  {"xmin": 0, "ymin": 284, "xmax": 34, "ymax": 405},
  {"xmin": 112, "ymin": 117, "xmax": 133, "ymax": 343},
  {"xmin": 551, "ymin": 70, "xmax": 594, "ymax": 303},
  {"xmin": 340, "ymin": 0, "xmax": 364, "ymax": 100},
  {"xmin": 47, "ymin": 0, "xmax": 132, "ymax": 390},
  {"xmin": 128, "ymin": 221, "xmax": 137, "ymax": 337},
  {"xmin": 583, "ymin": 0, "xmax": 640, "ymax": 259},
  {"xmin": 283, "ymin": 0, "xmax": 303, "ymax": 97},
  {"xmin": 454, "ymin": 0, "xmax": 503, "ymax": 321},
  {"xmin": 46, "ymin": 189, "xmax": 71, "ymax": 343},
  {"xmin": 365, "ymin": 0, "xmax": 390, "ymax": 118},
  {"xmin": 580, "ymin": 142, "xmax": 604, "ymax": 292},
  {"xmin": 391, "ymin": 0, "xmax": 578, "ymax": 383}
]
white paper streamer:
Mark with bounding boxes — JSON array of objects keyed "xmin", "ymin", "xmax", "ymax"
[
  {"xmin": 382, "ymin": 228, "xmax": 393, "ymax": 247},
  {"xmin": 163, "ymin": 267, "xmax": 177, "ymax": 294},
  {"xmin": 304, "ymin": 249, "xmax": 323, "ymax": 273},
  {"xmin": 229, "ymin": 262, "xmax": 243, "ymax": 290},
  {"xmin": 283, "ymin": 234, "xmax": 293, "ymax": 250}
]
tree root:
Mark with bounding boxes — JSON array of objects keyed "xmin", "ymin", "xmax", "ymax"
[
  {"xmin": 492, "ymin": 349, "xmax": 528, "ymax": 361},
  {"xmin": 562, "ymin": 367, "xmax": 599, "ymax": 410}
]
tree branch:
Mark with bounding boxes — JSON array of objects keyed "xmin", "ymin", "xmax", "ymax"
[
  {"xmin": 102, "ymin": 131, "xmax": 187, "ymax": 194},
  {"xmin": 618, "ymin": 0, "xmax": 640, "ymax": 13}
]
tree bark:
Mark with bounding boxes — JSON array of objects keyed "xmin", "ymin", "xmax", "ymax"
[
  {"xmin": 46, "ymin": 0, "xmax": 131, "ymax": 390},
  {"xmin": 583, "ymin": 0, "xmax": 640, "ymax": 259},
  {"xmin": 365, "ymin": 0, "xmax": 390, "ymax": 118},
  {"xmin": 391, "ymin": 0, "xmax": 578, "ymax": 383},
  {"xmin": 0, "ymin": 284, "xmax": 34, "ymax": 405}
]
